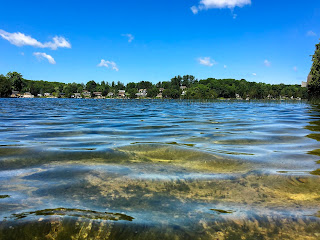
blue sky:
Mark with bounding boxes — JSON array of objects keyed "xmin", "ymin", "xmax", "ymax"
[{"xmin": 0, "ymin": 0, "xmax": 319, "ymax": 85}]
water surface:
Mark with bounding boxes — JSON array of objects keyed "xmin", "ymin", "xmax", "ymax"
[{"xmin": 0, "ymin": 99, "xmax": 319, "ymax": 239}]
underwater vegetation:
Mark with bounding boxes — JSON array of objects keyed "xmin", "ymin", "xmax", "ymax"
[{"xmin": 0, "ymin": 99, "xmax": 320, "ymax": 239}]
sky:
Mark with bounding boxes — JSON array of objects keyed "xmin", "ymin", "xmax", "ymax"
[{"xmin": 0, "ymin": 0, "xmax": 320, "ymax": 85}]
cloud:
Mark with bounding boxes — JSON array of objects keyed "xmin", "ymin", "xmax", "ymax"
[
  {"xmin": 191, "ymin": 6, "xmax": 199, "ymax": 14},
  {"xmin": 33, "ymin": 52, "xmax": 56, "ymax": 64},
  {"xmin": 198, "ymin": 57, "xmax": 217, "ymax": 67},
  {"xmin": 307, "ymin": 30, "xmax": 316, "ymax": 37},
  {"xmin": 224, "ymin": 65, "xmax": 227, "ymax": 69},
  {"xmin": 43, "ymin": 36, "xmax": 71, "ymax": 50},
  {"xmin": 0, "ymin": 29, "xmax": 71, "ymax": 50},
  {"xmin": 98, "ymin": 59, "xmax": 119, "ymax": 71},
  {"xmin": 122, "ymin": 34, "xmax": 134, "ymax": 43},
  {"xmin": 252, "ymin": 73, "xmax": 257, "ymax": 76},
  {"xmin": 264, "ymin": 59, "xmax": 271, "ymax": 67},
  {"xmin": 293, "ymin": 66, "xmax": 297, "ymax": 72},
  {"xmin": 191, "ymin": 0, "xmax": 251, "ymax": 14}
]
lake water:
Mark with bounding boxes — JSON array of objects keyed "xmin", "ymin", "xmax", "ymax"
[{"xmin": 0, "ymin": 99, "xmax": 319, "ymax": 239}]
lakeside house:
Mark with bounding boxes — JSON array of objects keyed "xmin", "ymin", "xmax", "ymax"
[
  {"xmin": 136, "ymin": 89, "xmax": 147, "ymax": 98},
  {"xmin": 23, "ymin": 92, "xmax": 34, "ymax": 98},
  {"xmin": 93, "ymin": 92, "xmax": 104, "ymax": 99},
  {"xmin": 118, "ymin": 90, "xmax": 126, "ymax": 98},
  {"xmin": 6, "ymin": 84, "xmax": 305, "ymax": 100},
  {"xmin": 180, "ymin": 86, "xmax": 187, "ymax": 96},
  {"xmin": 82, "ymin": 90, "xmax": 91, "ymax": 98},
  {"xmin": 156, "ymin": 88, "xmax": 164, "ymax": 98},
  {"xmin": 10, "ymin": 91, "xmax": 20, "ymax": 98},
  {"xmin": 71, "ymin": 93, "xmax": 82, "ymax": 98},
  {"xmin": 235, "ymin": 94, "xmax": 242, "ymax": 100}
]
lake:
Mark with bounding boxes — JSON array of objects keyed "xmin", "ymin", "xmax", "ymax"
[{"xmin": 0, "ymin": 99, "xmax": 319, "ymax": 239}]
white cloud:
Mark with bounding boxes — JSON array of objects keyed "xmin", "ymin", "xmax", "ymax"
[
  {"xmin": 293, "ymin": 66, "xmax": 297, "ymax": 72},
  {"xmin": 43, "ymin": 36, "xmax": 71, "ymax": 50},
  {"xmin": 191, "ymin": 0, "xmax": 251, "ymax": 14},
  {"xmin": 98, "ymin": 59, "xmax": 119, "ymax": 71},
  {"xmin": 191, "ymin": 6, "xmax": 199, "ymax": 14},
  {"xmin": 224, "ymin": 65, "xmax": 227, "ymax": 68},
  {"xmin": 0, "ymin": 29, "xmax": 71, "ymax": 50},
  {"xmin": 198, "ymin": 57, "xmax": 217, "ymax": 67},
  {"xmin": 33, "ymin": 52, "xmax": 56, "ymax": 64},
  {"xmin": 20, "ymin": 52, "xmax": 25, "ymax": 56},
  {"xmin": 307, "ymin": 30, "xmax": 316, "ymax": 37},
  {"xmin": 122, "ymin": 34, "xmax": 134, "ymax": 43},
  {"xmin": 264, "ymin": 59, "xmax": 271, "ymax": 67},
  {"xmin": 233, "ymin": 14, "xmax": 237, "ymax": 19},
  {"xmin": 252, "ymin": 73, "xmax": 257, "ymax": 76}
]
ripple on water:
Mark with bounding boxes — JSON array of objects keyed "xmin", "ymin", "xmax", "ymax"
[{"xmin": 0, "ymin": 99, "xmax": 320, "ymax": 239}]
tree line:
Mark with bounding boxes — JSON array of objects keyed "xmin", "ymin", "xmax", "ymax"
[
  {"xmin": 309, "ymin": 39, "xmax": 320, "ymax": 99},
  {"xmin": 0, "ymin": 71, "xmax": 307, "ymax": 99}
]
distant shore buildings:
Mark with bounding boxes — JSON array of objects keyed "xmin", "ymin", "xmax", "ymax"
[
  {"xmin": 136, "ymin": 89, "xmax": 147, "ymax": 98},
  {"xmin": 23, "ymin": 92, "xmax": 34, "ymax": 98},
  {"xmin": 6, "ymin": 81, "xmax": 305, "ymax": 100}
]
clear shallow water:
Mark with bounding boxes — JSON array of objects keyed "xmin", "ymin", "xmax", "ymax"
[{"xmin": 0, "ymin": 99, "xmax": 319, "ymax": 239}]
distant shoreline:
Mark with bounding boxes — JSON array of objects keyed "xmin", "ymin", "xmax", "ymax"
[
  {"xmin": 2, "ymin": 97, "xmax": 307, "ymax": 101},
  {"xmin": 1, "ymin": 72, "xmax": 307, "ymax": 100}
]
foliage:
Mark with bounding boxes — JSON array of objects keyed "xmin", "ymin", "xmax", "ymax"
[
  {"xmin": 308, "ymin": 40, "xmax": 320, "ymax": 98},
  {"xmin": 0, "ymin": 72, "xmax": 308, "ymax": 99},
  {"xmin": 162, "ymin": 89, "xmax": 180, "ymax": 99},
  {"xmin": 184, "ymin": 78, "xmax": 306, "ymax": 99},
  {"xmin": 127, "ymin": 88, "xmax": 138, "ymax": 99},
  {"xmin": 137, "ymin": 81, "xmax": 153, "ymax": 90},
  {"xmin": 0, "ymin": 74, "xmax": 12, "ymax": 97},
  {"xmin": 146, "ymin": 87, "xmax": 159, "ymax": 98},
  {"xmin": 86, "ymin": 80, "xmax": 97, "ymax": 93},
  {"xmin": 23, "ymin": 80, "xmax": 65, "ymax": 96},
  {"xmin": 6, "ymin": 72, "xmax": 23, "ymax": 91}
]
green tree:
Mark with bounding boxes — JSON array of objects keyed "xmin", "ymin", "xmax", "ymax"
[
  {"xmin": 126, "ymin": 82, "xmax": 136, "ymax": 90},
  {"xmin": 309, "ymin": 40, "xmax": 320, "ymax": 98},
  {"xmin": 182, "ymin": 75, "xmax": 191, "ymax": 87},
  {"xmin": 115, "ymin": 81, "xmax": 125, "ymax": 91},
  {"xmin": 147, "ymin": 87, "xmax": 159, "ymax": 98},
  {"xmin": 162, "ymin": 89, "xmax": 172, "ymax": 98},
  {"xmin": 171, "ymin": 76, "xmax": 182, "ymax": 89},
  {"xmin": 0, "ymin": 75, "xmax": 12, "ymax": 97},
  {"xmin": 162, "ymin": 88, "xmax": 180, "ymax": 99},
  {"xmin": 6, "ymin": 72, "xmax": 23, "ymax": 92},
  {"xmin": 102, "ymin": 85, "xmax": 110, "ymax": 96},
  {"xmin": 86, "ymin": 80, "xmax": 97, "ymax": 93},
  {"xmin": 127, "ymin": 88, "xmax": 138, "ymax": 99},
  {"xmin": 137, "ymin": 81, "xmax": 153, "ymax": 89},
  {"xmin": 53, "ymin": 86, "xmax": 60, "ymax": 97}
]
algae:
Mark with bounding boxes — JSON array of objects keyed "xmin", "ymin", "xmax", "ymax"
[
  {"xmin": 0, "ymin": 195, "xmax": 10, "ymax": 199},
  {"xmin": 210, "ymin": 209, "xmax": 235, "ymax": 214},
  {"xmin": 310, "ymin": 169, "xmax": 320, "ymax": 175},
  {"xmin": 11, "ymin": 208, "xmax": 134, "ymax": 221}
]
